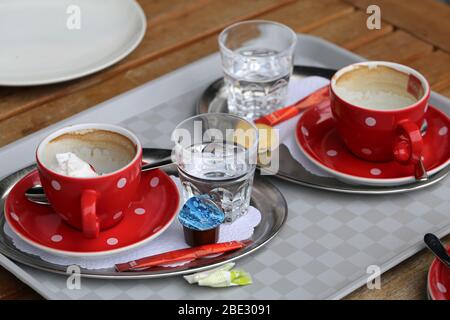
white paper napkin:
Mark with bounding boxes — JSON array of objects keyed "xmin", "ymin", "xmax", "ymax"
[
  {"xmin": 276, "ymin": 76, "xmax": 332, "ymax": 177},
  {"xmin": 4, "ymin": 177, "xmax": 262, "ymax": 270}
]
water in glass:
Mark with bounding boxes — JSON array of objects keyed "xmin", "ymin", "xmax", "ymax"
[
  {"xmin": 178, "ymin": 141, "xmax": 255, "ymax": 223},
  {"xmin": 224, "ymin": 48, "xmax": 292, "ymax": 120}
]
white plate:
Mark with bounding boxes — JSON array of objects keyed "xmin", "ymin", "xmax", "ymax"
[{"xmin": 0, "ymin": 0, "xmax": 146, "ymax": 86}]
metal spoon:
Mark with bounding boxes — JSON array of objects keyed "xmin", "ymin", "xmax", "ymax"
[
  {"xmin": 424, "ymin": 233, "xmax": 450, "ymax": 268},
  {"xmin": 25, "ymin": 148, "xmax": 172, "ymax": 206}
]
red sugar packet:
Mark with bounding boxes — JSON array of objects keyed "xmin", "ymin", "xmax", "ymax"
[
  {"xmin": 255, "ymin": 86, "xmax": 330, "ymax": 127},
  {"xmin": 115, "ymin": 240, "xmax": 248, "ymax": 272}
]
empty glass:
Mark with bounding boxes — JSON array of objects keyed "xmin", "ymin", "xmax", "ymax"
[
  {"xmin": 172, "ymin": 113, "xmax": 258, "ymax": 223},
  {"xmin": 219, "ymin": 20, "xmax": 297, "ymax": 120}
]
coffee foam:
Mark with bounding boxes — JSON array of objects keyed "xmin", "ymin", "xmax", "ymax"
[
  {"xmin": 41, "ymin": 129, "xmax": 137, "ymax": 175},
  {"xmin": 334, "ymin": 65, "xmax": 424, "ymax": 110}
]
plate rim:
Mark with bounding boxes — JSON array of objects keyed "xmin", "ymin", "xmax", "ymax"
[
  {"xmin": 0, "ymin": 0, "xmax": 147, "ymax": 86},
  {"xmin": 427, "ymin": 246, "xmax": 450, "ymax": 300},
  {"xmin": 4, "ymin": 169, "xmax": 180, "ymax": 258},
  {"xmin": 295, "ymin": 105, "xmax": 450, "ymax": 186}
]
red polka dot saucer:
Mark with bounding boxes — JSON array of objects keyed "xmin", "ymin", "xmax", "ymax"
[
  {"xmin": 427, "ymin": 246, "xmax": 450, "ymax": 300},
  {"xmin": 296, "ymin": 103, "xmax": 450, "ymax": 186},
  {"xmin": 4, "ymin": 169, "xmax": 180, "ymax": 257}
]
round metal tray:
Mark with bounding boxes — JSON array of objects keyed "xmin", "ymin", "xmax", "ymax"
[
  {"xmin": 196, "ymin": 65, "xmax": 449, "ymax": 194},
  {"xmin": 197, "ymin": 66, "xmax": 337, "ymax": 115},
  {"xmin": 0, "ymin": 164, "xmax": 287, "ymax": 279}
]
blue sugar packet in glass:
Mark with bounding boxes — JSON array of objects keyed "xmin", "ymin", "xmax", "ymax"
[{"xmin": 178, "ymin": 195, "xmax": 225, "ymax": 231}]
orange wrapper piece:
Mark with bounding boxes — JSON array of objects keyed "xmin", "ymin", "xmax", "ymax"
[
  {"xmin": 115, "ymin": 241, "xmax": 247, "ymax": 272},
  {"xmin": 255, "ymin": 86, "xmax": 330, "ymax": 127}
]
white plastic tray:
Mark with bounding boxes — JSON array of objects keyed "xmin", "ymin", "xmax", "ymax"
[{"xmin": 0, "ymin": 35, "xmax": 449, "ymax": 300}]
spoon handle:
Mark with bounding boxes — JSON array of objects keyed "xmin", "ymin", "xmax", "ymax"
[
  {"xmin": 424, "ymin": 233, "xmax": 450, "ymax": 268},
  {"xmin": 25, "ymin": 158, "xmax": 173, "ymax": 205},
  {"xmin": 141, "ymin": 158, "xmax": 172, "ymax": 171}
]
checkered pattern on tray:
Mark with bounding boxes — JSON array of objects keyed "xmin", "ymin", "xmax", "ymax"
[{"xmin": 18, "ymin": 89, "xmax": 450, "ymax": 300}]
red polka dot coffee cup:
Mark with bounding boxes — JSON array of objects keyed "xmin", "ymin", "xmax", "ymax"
[
  {"xmin": 330, "ymin": 61, "xmax": 430, "ymax": 179},
  {"xmin": 36, "ymin": 123, "xmax": 142, "ymax": 238}
]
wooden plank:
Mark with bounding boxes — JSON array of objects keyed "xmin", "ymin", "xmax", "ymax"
[
  {"xmin": 406, "ymin": 50, "xmax": 450, "ymax": 91},
  {"xmin": 125, "ymin": 0, "xmax": 295, "ymax": 65},
  {"xmin": 125, "ymin": 36, "xmax": 218, "ymax": 84},
  {"xmin": 128, "ymin": 0, "xmax": 355, "ymax": 84},
  {"xmin": 129, "ymin": 0, "xmax": 354, "ymax": 83},
  {"xmin": 0, "ymin": 0, "xmax": 293, "ymax": 124},
  {"xmin": 345, "ymin": 234, "xmax": 450, "ymax": 300},
  {"xmin": 353, "ymin": 30, "xmax": 434, "ymax": 63},
  {"xmin": 344, "ymin": 0, "xmax": 450, "ymax": 53},
  {"xmin": 259, "ymin": 0, "xmax": 354, "ymax": 32},
  {"xmin": 307, "ymin": 10, "xmax": 393, "ymax": 50},
  {"xmin": 437, "ymin": 85, "xmax": 450, "ymax": 98},
  {"xmin": 0, "ymin": 266, "xmax": 29, "ymax": 299},
  {"xmin": 0, "ymin": 77, "xmax": 137, "ymax": 146},
  {"xmin": 5, "ymin": 290, "xmax": 42, "ymax": 300},
  {"xmin": 137, "ymin": 0, "xmax": 211, "ymax": 26}
]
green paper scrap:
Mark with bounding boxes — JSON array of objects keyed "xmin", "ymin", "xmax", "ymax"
[
  {"xmin": 230, "ymin": 270, "xmax": 253, "ymax": 286},
  {"xmin": 198, "ymin": 269, "xmax": 252, "ymax": 288},
  {"xmin": 183, "ymin": 263, "xmax": 252, "ymax": 288},
  {"xmin": 183, "ymin": 263, "xmax": 235, "ymax": 284}
]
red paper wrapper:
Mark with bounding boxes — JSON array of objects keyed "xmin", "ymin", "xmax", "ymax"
[
  {"xmin": 115, "ymin": 240, "xmax": 248, "ymax": 272},
  {"xmin": 255, "ymin": 86, "xmax": 330, "ymax": 127}
]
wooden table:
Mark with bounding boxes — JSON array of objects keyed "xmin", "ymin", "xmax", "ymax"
[{"xmin": 1, "ymin": 0, "xmax": 449, "ymax": 300}]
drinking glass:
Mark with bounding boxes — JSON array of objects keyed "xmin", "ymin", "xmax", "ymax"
[
  {"xmin": 219, "ymin": 20, "xmax": 297, "ymax": 120},
  {"xmin": 172, "ymin": 113, "xmax": 258, "ymax": 223}
]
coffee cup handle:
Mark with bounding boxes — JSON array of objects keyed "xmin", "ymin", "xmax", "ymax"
[
  {"xmin": 80, "ymin": 190, "xmax": 99, "ymax": 238},
  {"xmin": 393, "ymin": 120, "xmax": 427, "ymax": 180}
]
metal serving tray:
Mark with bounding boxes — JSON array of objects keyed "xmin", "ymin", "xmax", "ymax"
[
  {"xmin": 196, "ymin": 66, "xmax": 450, "ymax": 194},
  {"xmin": 0, "ymin": 164, "xmax": 287, "ymax": 279}
]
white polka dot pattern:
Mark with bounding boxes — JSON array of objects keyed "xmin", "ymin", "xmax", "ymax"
[
  {"xmin": 51, "ymin": 180, "xmax": 61, "ymax": 190},
  {"xmin": 326, "ymin": 150, "xmax": 337, "ymax": 157},
  {"xmin": 134, "ymin": 208, "xmax": 146, "ymax": 215},
  {"xmin": 51, "ymin": 235, "xmax": 63, "ymax": 242},
  {"xmin": 437, "ymin": 282, "xmax": 447, "ymax": 293},
  {"xmin": 370, "ymin": 168, "xmax": 382, "ymax": 176},
  {"xmin": 10, "ymin": 212, "xmax": 19, "ymax": 222},
  {"xmin": 107, "ymin": 238, "xmax": 118, "ymax": 246},
  {"xmin": 150, "ymin": 177, "xmax": 159, "ymax": 187},
  {"xmin": 117, "ymin": 178, "xmax": 127, "ymax": 189},
  {"xmin": 301, "ymin": 126, "xmax": 309, "ymax": 137},
  {"xmin": 365, "ymin": 117, "xmax": 376, "ymax": 127}
]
